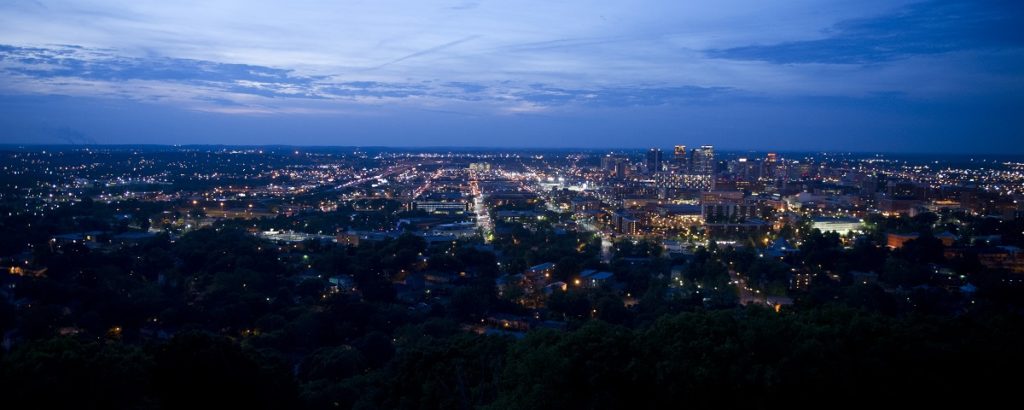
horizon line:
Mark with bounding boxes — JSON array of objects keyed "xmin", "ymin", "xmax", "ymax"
[{"xmin": 0, "ymin": 143, "xmax": 1021, "ymax": 158}]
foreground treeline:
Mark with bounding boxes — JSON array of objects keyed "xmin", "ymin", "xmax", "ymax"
[
  {"xmin": 3, "ymin": 225, "xmax": 1024, "ymax": 409},
  {"xmin": 2, "ymin": 307, "xmax": 1022, "ymax": 409}
]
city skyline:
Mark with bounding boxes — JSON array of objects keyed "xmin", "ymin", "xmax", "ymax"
[
  {"xmin": 3, "ymin": 143, "xmax": 1023, "ymax": 159},
  {"xmin": 2, "ymin": 0, "xmax": 1023, "ymax": 153},
  {"xmin": 2, "ymin": 141, "xmax": 1023, "ymax": 408},
  {"xmin": 3, "ymin": 2, "xmax": 1024, "ymax": 406}
]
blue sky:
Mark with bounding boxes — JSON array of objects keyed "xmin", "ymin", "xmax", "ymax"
[{"xmin": 0, "ymin": 0, "xmax": 1022, "ymax": 153}]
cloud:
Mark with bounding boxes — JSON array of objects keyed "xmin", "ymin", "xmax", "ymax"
[
  {"xmin": 707, "ymin": 0, "xmax": 1024, "ymax": 64},
  {"xmin": 515, "ymin": 84, "xmax": 735, "ymax": 107},
  {"xmin": 2, "ymin": 1, "xmax": 1014, "ymax": 101},
  {"xmin": 0, "ymin": 43, "xmax": 737, "ymax": 113},
  {"xmin": 0, "ymin": 44, "xmax": 312, "ymax": 86}
]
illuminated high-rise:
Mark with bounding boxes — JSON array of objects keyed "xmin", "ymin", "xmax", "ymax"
[
  {"xmin": 646, "ymin": 148, "xmax": 663, "ymax": 173},
  {"xmin": 673, "ymin": 145, "xmax": 687, "ymax": 164},
  {"xmin": 601, "ymin": 154, "xmax": 616, "ymax": 172},
  {"xmin": 764, "ymin": 152, "xmax": 778, "ymax": 178},
  {"xmin": 691, "ymin": 145, "xmax": 715, "ymax": 175}
]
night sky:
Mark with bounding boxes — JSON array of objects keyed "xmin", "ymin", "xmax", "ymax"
[{"xmin": 1, "ymin": 0, "xmax": 1022, "ymax": 153}]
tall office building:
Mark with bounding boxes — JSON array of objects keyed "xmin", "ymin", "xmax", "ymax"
[
  {"xmin": 645, "ymin": 148, "xmax": 663, "ymax": 173},
  {"xmin": 673, "ymin": 145, "xmax": 687, "ymax": 165},
  {"xmin": 602, "ymin": 154, "xmax": 630, "ymax": 178},
  {"xmin": 601, "ymin": 155, "xmax": 616, "ymax": 172},
  {"xmin": 691, "ymin": 145, "xmax": 715, "ymax": 175},
  {"xmin": 614, "ymin": 159, "xmax": 630, "ymax": 179},
  {"xmin": 764, "ymin": 152, "xmax": 778, "ymax": 179}
]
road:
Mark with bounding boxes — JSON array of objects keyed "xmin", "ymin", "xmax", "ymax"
[
  {"xmin": 335, "ymin": 164, "xmax": 415, "ymax": 190},
  {"xmin": 468, "ymin": 171, "xmax": 494, "ymax": 242},
  {"xmin": 575, "ymin": 215, "xmax": 613, "ymax": 263},
  {"xmin": 729, "ymin": 268, "xmax": 764, "ymax": 305}
]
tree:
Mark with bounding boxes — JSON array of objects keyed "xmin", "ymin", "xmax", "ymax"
[
  {"xmin": 0, "ymin": 338, "xmax": 153, "ymax": 409},
  {"xmin": 881, "ymin": 256, "xmax": 929, "ymax": 288},
  {"xmin": 299, "ymin": 345, "xmax": 366, "ymax": 381},
  {"xmin": 152, "ymin": 332, "xmax": 297, "ymax": 409},
  {"xmin": 451, "ymin": 285, "xmax": 493, "ymax": 320}
]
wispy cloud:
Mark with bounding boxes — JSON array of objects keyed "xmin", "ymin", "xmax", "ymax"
[
  {"xmin": 0, "ymin": 43, "xmax": 740, "ymax": 114},
  {"xmin": 447, "ymin": 2, "xmax": 480, "ymax": 11},
  {"xmin": 370, "ymin": 35, "xmax": 481, "ymax": 70}
]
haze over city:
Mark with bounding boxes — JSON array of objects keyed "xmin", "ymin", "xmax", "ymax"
[{"xmin": 2, "ymin": 0, "xmax": 1023, "ymax": 153}]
